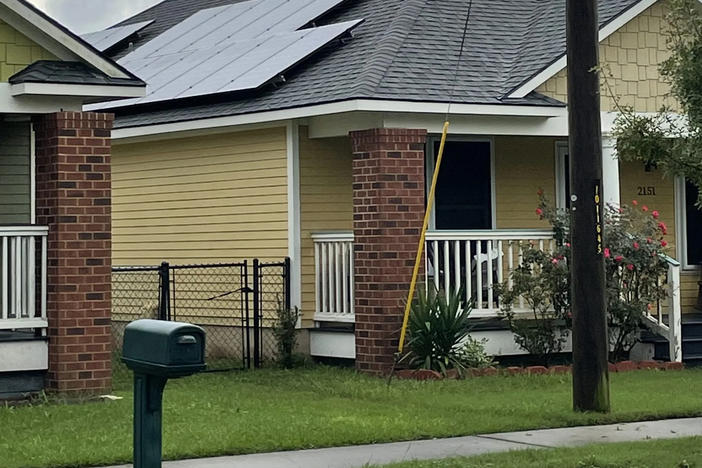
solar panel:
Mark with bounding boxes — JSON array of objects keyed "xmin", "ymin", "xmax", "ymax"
[
  {"xmin": 81, "ymin": 20, "xmax": 154, "ymax": 52},
  {"xmin": 126, "ymin": 0, "xmax": 348, "ymax": 60},
  {"xmin": 94, "ymin": 19, "xmax": 362, "ymax": 110},
  {"xmin": 87, "ymin": 0, "xmax": 361, "ymax": 111}
]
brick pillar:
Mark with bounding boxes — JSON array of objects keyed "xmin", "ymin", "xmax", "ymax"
[
  {"xmin": 350, "ymin": 128, "xmax": 427, "ymax": 375},
  {"xmin": 34, "ymin": 112, "xmax": 114, "ymax": 393}
]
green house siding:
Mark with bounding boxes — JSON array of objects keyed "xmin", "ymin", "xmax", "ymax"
[{"xmin": 0, "ymin": 122, "xmax": 31, "ymax": 225}]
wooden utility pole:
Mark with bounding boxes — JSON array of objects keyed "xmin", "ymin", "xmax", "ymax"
[{"xmin": 566, "ymin": 0, "xmax": 611, "ymax": 412}]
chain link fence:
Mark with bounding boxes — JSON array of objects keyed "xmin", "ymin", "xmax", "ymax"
[{"xmin": 111, "ymin": 259, "xmax": 290, "ymax": 382}]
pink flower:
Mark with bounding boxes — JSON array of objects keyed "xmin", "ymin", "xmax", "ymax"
[
  {"xmin": 652, "ymin": 210, "xmax": 660, "ymax": 219},
  {"xmin": 536, "ymin": 208, "xmax": 544, "ymax": 217},
  {"xmin": 642, "ymin": 205, "xmax": 649, "ymax": 212},
  {"xmin": 537, "ymin": 188, "xmax": 544, "ymax": 196},
  {"xmin": 615, "ymin": 255, "xmax": 624, "ymax": 262},
  {"xmin": 633, "ymin": 242, "xmax": 640, "ymax": 250},
  {"xmin": 647, "ymin": 238, "xmax": 653, "ymax": 244},
  {"xmin": 632, "ymin": 200, "xmax": 639, "ymax": 206},
  {"xmin": 658, "ymin": 222, "xmax": 668, "ymax": 235},
  {"xmin": 627, "ymin": 264, "xmax": 635, "ymax": 271},
  {"xmin": 565, "ymin": 242, "xmax": 571, "ymax": 247},
  {"xmin": 661, "ymin": 240, "xmax": 668, "ymax": 247},
  {"xmin": 551, "ymin": 258, "xmax": 559, "ymax": 265},
  {"xmin": 604, "ymin": 248, "xmax": 611, "ymax": 258}
]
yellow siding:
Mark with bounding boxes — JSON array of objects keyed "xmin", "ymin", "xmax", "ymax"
[
  {"xmin": 494, "ymin": 136, "xmax": 559, "ymax": 229},
  {"xmin": 0, "ymin": 19, "xmax": 56, "ymax": 81},
  {"xmin": 618, "ymin": 162, "xmax": 700, "ymax": 311},
  {"xmin": 298, "ymin": 127, "xmax": 353, "ymax": 324},
  {"xmin": 537, "ymin": 1, "xmax": 675, "ymax": 112},
  {"xmin": 112, "ymin": 128, "xmax": 289, "ymax": 264}
]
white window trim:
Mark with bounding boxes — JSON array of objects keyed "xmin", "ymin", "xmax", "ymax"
[
  {"xmin": 425, "ymin": 135, "xmax": 496, "ymax": 231},
  {"xmin": 30, "ymin": 123, "xmax": 36, "ymax": 225},
  {"xmin": 675, "ymin": 176, "xmax": 701, "ymax": 271}
]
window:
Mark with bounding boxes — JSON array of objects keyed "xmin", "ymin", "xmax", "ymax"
[
  {"xmin": 429, "ymin": 139, "xmax": 494, "ymax": 230},
  {"xmin": 683, "ymin": 179, "xmax": 702, "ymax": 266},
  {"xmin": 556, "ymin": 142, "xmax": 570, "ymax": 210}
]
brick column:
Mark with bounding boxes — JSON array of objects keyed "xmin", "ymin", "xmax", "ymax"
[
  {"xmin": 34, "ymin": 112, "xmax": 113, "ymax": 393},
  {"xmin": 350, "ymin": 128, "xmax": 427, "ymax": 375}
]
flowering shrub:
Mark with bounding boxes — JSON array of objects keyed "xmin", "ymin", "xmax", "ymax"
[
  {"xmin": 502, "ymin": 193, "xmax": 671, "ymax": 362},
  {"xmin": 601, "ymin": 201, "xmax": 670, "ymax": 361},
  {"xmin": 497, "ymin": 225, "xmax": 571, "ymax": 366}
]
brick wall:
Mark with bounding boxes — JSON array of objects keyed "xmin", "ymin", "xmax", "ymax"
[
  {"xmin": 34, "ymin": 112, "xmax": 114, "ymax": 393},
  {"xmin": 350, "ymin": 128, "xmax": 427, "ymax": 374}
]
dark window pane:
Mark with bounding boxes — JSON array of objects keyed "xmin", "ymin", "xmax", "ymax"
[
  {"xmin": 434, "ymin": 141, "xmax": 492, "ymax": 230},
  {"xmin": 686, "ymin": 180, "xmax": 702, "ymax": 265}
]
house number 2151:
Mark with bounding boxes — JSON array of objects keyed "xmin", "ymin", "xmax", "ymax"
[{"xmin": 637, "ymin": 186, "xmax": 657, "ymax": 196}]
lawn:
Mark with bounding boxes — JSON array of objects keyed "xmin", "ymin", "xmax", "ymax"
[
  {"xmin": 3, "ymin": 367, "xmax": 702, "ymax": 468},
  {"xmin": 377, "ymin": 436, "xmax": 702, "ymax": 467}
]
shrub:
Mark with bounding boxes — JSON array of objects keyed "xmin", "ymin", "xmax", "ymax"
[
  {"xmin": 602, "ymin": 202, "xmax": 670, "ymax": 361},
  {"xmin": 497, "ymin": 239, "xmax": 571, "ymax": 366},
  {"xmin": 272, "ymin": 302, "xmax": 300, "ymax": 369},
  {"xmin": 500, "ymin": 193, "xmax": 670, "ymax": 363},
  {"xmin": 403, "ymin": 287, "xmax": 474, "ymax": 376},
  {"xmin": 457, "ymin": 337, "xmax": 495, "ymax": 369}
]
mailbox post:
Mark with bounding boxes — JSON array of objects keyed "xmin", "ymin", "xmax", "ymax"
[{"xmin": 122, "ymin": 320, "xmax": 206, "ymax": 468}]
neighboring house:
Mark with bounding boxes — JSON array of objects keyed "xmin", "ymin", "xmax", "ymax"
[
  {"xmin": 89, "ymin": 0, "xmax": 696, "ymax": 373},
  {"xmin": 0, "ymin": 0, "xmax": 145, "ymax": 396}
]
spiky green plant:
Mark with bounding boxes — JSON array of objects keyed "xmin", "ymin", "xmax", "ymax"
[{"xmin": 403, "ymin": 287, "xmax": 474, "ymax": 376}]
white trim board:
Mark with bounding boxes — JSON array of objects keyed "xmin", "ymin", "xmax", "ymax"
[
  {"xmin": 286, "ymin": 121, "xmax": 302, "ymax": 316},
  {"xmin": 0, "ymin": 0, "xmax": 132, "ymax": 79},
  {"xmin": 11, "ymin": 82, "xmax": 146, "ymax": 99},
  {"xmin": 0, "ymin": 83, "xmax": 83, "ymax": 113},
  {"xmin": 111, "ymin": 99, "xmax": 567, "ymax": 141},
  {"xmin": 508, "ymin": 0, "xmax": 659, "ymax": 99}
]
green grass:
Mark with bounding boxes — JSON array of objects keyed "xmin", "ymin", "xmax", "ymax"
[
  {"xmin": 377, "ymin": 437, "xmax": 702, "ymax": 467},
  {"xmin": 3, "ymin": 367, "xmax": 702, "ymax": 468}
]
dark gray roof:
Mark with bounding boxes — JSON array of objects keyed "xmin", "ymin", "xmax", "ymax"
[
  {"xmin": 110, "ymin": 0, "xmax": 641, "ymax": 129},
  {"xmin": 9, "ymin": 61, "xmax": 145, "ymax": 87}
]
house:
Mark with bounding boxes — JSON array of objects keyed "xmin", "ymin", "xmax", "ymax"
[
  {"xmin": 88, "ymin": 0, "xmax": 695, "ymax": 374},
  {"xmin": 0, "ymin": 0, "xmax": 145, "ymax": 396}
]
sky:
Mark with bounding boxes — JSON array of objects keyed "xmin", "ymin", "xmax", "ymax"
[{"xmin": 27, "ymin": 0, "xmax": 163, "ymax": 35}]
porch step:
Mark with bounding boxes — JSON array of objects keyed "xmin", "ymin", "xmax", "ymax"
[{"xmin": 648, "ymin": 313, "xmax": 702, "ymax": 363}]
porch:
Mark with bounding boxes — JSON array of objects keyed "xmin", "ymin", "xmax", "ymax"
[
  {"xmin": 310, "ymin": 228, "xmax": 682, "ymax": 361},
  {"xmin": 298, "ymin": 128, "xmax": 686, "ymax": 367},
  {"xmin": 0, "ymin": 225, "xmax": 49, "ymax": 394}
]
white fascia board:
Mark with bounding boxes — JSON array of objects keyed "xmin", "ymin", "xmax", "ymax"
[
  {"xmin": 508, "ymin": 0, "xmax": 659, "ymax": 99},
  {"xmin": 0, "ymin": 83, "xmax": 82, "ymax": 113},
  {"xmin": 111, "ymin": 99, "xmax": 566, "ymax": 141},
  {"xmin": 0, "ymin": 0, "xmax": 131, "ymax": 79},
  {"xmin": 11, "ymin": 82, "xmax": 146, "ymax": 99}
]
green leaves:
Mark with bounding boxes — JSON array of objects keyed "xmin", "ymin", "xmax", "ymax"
[{"xmin": 403, "ymin": 287, "xmax": 475, "ymax": 376}]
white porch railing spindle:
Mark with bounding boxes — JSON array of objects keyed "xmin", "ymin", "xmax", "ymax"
[
  {"xmin": 441, "ymin": 241, "xmax": 451, "ymax": 300},
  {"xmin": 312, "ymin": 232, "xmax": 355, "ymax": 323},
  {"xmin": 0, "ymin": 226, "xmax": 49, "ymax": 331},
  {"xmin": 465, "ymin": 241, "xmax": 471, "ymax": 304},
  {"xmin": 475, "ymin": 240, "xmax": 483, "ymax": 310},
  {"xmin": 487, "ymin": 240, "xmax": 494, "ymax": 308},
  {"xmin": 1, "ymin": 236, "xmax": 7, "ymax": 320}
]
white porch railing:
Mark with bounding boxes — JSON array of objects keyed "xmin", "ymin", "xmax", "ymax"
[
  {"xmin": 425, "ymin": 230, "xmax": 556, "ymax": 318},
  {"xmin": 312, "ymin": 232, "xmax": 355, "ymax": 323},
  {"xmin": 644, "ymin": 255, "xmax": 683, "ymax": 362},
  {"xmin": 0, "ymin": 226, "xmax": 49, "ymax": 332}
]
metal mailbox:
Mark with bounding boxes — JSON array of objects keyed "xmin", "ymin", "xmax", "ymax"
[
  {"xmin": 122, "ymin": 319, "xmax": 206, "ymax": 468},
  {"xmin": 122, "ymin": 319, "xmax": 205, "ymax": 377}
]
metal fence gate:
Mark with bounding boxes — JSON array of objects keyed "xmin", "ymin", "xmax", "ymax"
[{"xmin": 112, "ymin": 258, "xmax": 290, "ymax": 375}]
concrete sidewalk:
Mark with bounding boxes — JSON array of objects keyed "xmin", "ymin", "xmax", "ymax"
[{"xmin": 107, "ymin": 417, "xmax": 702, "ymax": 468}]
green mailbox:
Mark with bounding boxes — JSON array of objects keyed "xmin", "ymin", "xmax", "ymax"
[{"xmin": 122, "ymin": 319, "xmax": 206, "ymax": 468}]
